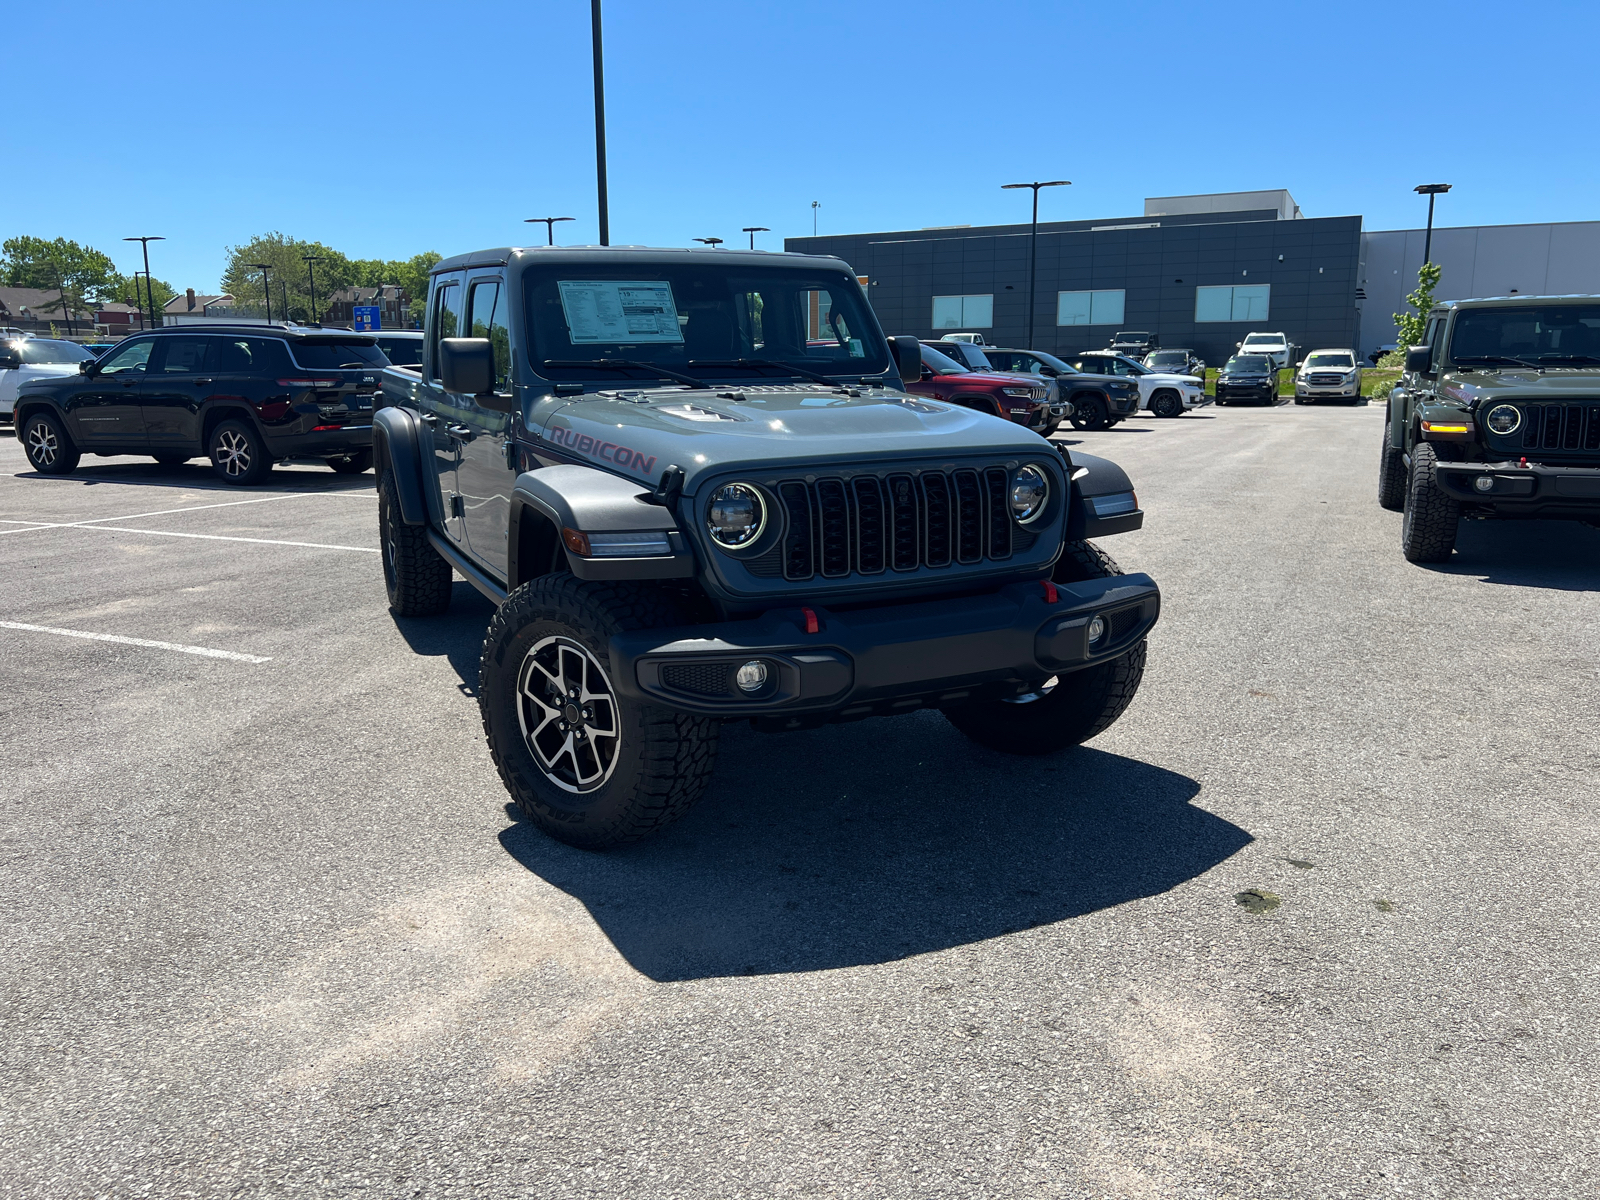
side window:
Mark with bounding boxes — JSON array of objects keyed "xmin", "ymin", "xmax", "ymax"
[
  {"xmin": 467, "ymin": 278, "xmax": 512, "ymax": 393},
  {"xmin": 1428, "ymin": 317, "xmax": 1447, "ymax": 370},
  {"xmin": 98, "ymin": 339, "xmax": 154, "ymax": 376},
  {"xmin": 157, "ymin": 337, "xmax": 211, "ymax": 374},
  {"xmin": 428, "ymin": 277, "xmax": 463, "ymax": 381}
]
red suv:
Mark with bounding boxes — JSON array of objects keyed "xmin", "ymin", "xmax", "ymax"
[{"xmin": 906, "ymin": 341, "xmax": 1059, "ymax": 434}]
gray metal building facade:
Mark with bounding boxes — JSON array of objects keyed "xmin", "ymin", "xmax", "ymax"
[{"xmin": 786, "ymin": 198, "xmax": 1363, "ymax": 367}]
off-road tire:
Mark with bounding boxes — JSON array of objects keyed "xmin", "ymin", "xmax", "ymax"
[
  {"xmin": 1069, "ymin": 396, "xmax": 1108, "ymax": 430},
  {"xmin": 20, "ymin": 411, "xmax": 80, "ymax": 475},
  {"xmin": 941, "ymin": 538, "xmax": 1147, "ymax": 755},
  {"xmin": 1377, "ymin": 415, "xmax": 1407, "ymax": 511},
  {"xmin": 152, "ymin": 453, "xmax": 190, "ymax": 466},
  {"xmin": 207, "ymin": 418, "xmax": 271, "ymax": 486},
  {"xmin": 328, "ymin": 449, "xmax": 374, "ymax": 475},
  {"xmin": 1401, "ymin": 441, "xmax": 1460, "ymax": 562},
  {"xmin": 379, "ymin": 471, "xmax": 453, "ymax": 616},
  {"xmin": 1150, "ymin": 389, "xmax": 1183, "ymax": 418},
  {"xmin": 479, "ymin": 573, "xmax": 719, "ymax": 849}
]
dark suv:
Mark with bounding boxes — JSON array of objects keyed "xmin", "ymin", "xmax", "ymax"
[
  {"xmin": 1214, "ymin": 355, "xmax": 1279, "ymax": 406},
  {"xmin": 980, "ymin": 347, "xmax": 1141, "ymax": 430},
  {"xmin": 1109, "ymin": 331, "xmax": 1158, "ymax": 356},
  {"xmin": 13, "ymin": 324, "xmax": 385, "ymax": 484}
]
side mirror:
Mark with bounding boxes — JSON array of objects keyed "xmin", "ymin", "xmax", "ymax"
[
  {"xmin": 886, "ymin": 335, "xmax": 921, "ymax": 383},
  {"xmin": 0, "ymin": 351, "xmax": 20, "ymax": 371},
  {"xmin": 1235, "ymin": 341, "xmax": 1243, "ymax": 349},
  {"xmin": 439, "ymin": 337, "xmax": 494, "ymax": 395},
  {"xmin": 1404, "ymin": 345, "xmax": 1433, "ymax": 374},
  {"xmin": 1039, "ymin": 366, "xmax": 1059, "ymax": 377},
  {"xmin": 78, "ymin": 358, "xmax": 95, "ymax": 375}
]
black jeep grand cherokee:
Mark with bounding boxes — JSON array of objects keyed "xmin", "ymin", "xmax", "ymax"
[{"xmin": 13, "ymin": 324, "xmax": 386, "ymax": 485}]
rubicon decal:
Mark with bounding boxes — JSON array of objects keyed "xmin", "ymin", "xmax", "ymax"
[{"xmin": 544, "ymin": 426, "xmax": 658, "ymax": 474}]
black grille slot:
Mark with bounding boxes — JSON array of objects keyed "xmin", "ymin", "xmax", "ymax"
[
  {"xmin": 984, "ymin": 467, "xmax": 1011, "ymax": 559},
  {"xmin": 888, "ymin": 474, "xmax": 920, "ymax": 571},
  {"xmin": 1564, "ymin": 404, "xmax": 1582, "ymax": 449},
  {"xmin": 1107, "ymin": 604, "xmax": 1145, "ymax": 642},
  {"xmin": 1524, "ymin": 406, "xmax": 1542, "ymax": 449},
  {"xmin": 1587, "ymin": 406, "xmax": 1600, "ymax": 451},
  {"xmin": 662, "ymin": 662, "xmax": 731, "ymax": 696},
  {"xmin": 952, "ymin": 469, "xmax": 983, "ymax": 564},
  {"xmin": 1522, "ymin": 403, "xmax": 1600, "ymax": 453},
  {"xmin": 815, "ymin": 479, "xmax": 851, "ymax": 577},
  {"xmin": 852, "ymin": 477, "xmax": 886, "ymax": 574},
  {"xmin": 1544, "ymin": 405, "xmax": 1563, "ymax": 449},
  {"xmin": 921, "ymin": 472, "xmax": 953, "ymax": 567},
  {"xmin": 780, "ymin": 482, "xmax": 814, "ymax": 580}
]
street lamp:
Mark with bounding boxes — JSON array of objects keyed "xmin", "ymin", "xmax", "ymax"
[
  {"xmin": 1001, "ymin": 180, "xmax": 1070, "ymax": 350},
  {"xmin": 1414, "ymin": 183, "xmax": 1452, "ymax": 265},
  {"xmin": 694, "ymin": 237, "xmax": 724, "ymax": 249},
  {"xmin": 123, "ymin": 235, "xmax": 165, "ymax": 330},
  {"xmin": 249, "ymin": 264, "xmax": 273, "ymax": 323},
  {"xmin": 811, "ymin": 200, "xmax": 820, "ymax": 236},
  {"xmin": 525, "ymin": 216, "xmax": 576, "ymax": 246},
  {"xmin": 591, "ymin": 0, "xmax": 610, "ymax": 246},
  {"xmin": 302, "ymin": 255, "xmax": 326, "ymax": 325},
  {"xmin": 742, "ymin": 226, "xmax": 769, "ymax": 250}
]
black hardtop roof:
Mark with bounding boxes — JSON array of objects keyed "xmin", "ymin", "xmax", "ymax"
[
  {"xmin": 1432, "ymin": 293, "xmax": 1600, "ymax": 314},
  {"xmin": 431, "ymin": 245, "xmax": 851, "ymax": 276},
  {"xmin": 129, "ymin": 323, "xmax": 377, "ymax": 342}
]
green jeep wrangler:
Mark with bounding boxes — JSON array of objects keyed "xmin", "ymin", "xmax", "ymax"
[{"xmin": 1380, "ymin": 295, "xmax": 1600, "ymax": 561}]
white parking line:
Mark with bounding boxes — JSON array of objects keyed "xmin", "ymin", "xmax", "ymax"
[
  {"xmin": 0, "ymin": 621, "xmax": 272, "ymax": 664},
  {"xmin": 80, "ymin": 526, "xmax": 379, "ymax": 553}
]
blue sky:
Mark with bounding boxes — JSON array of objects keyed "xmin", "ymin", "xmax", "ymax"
[{"xmin": 6, "ymin": 0, "xmax": 1596, "ymax": 292}]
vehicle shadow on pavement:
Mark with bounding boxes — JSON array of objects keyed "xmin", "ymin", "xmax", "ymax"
[
  {"xmin": 498, "ymin": 720, "xmax": 1250, "ymax": 981},
  {"xmin": 390, "ymin": 582, "xmax": 496, "ymax": 696},
  {"xmin": 10, "ymin": 461, "xmax": 375, "ymax": 494},
  {"xmin": 1430, "ymin": 520, "xmax": 1600, "ymax": 591}
]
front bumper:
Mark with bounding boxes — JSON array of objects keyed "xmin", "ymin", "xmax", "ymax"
[
  {"xmin": 609, "ymin": 574, "xmax": 1161, "ymax": 723},
  {"xmin": 1217, "ymin": 383, "xmax": 1276, "ymax": 402},
  {"xmin": 1436, "ymin": 460, "xmax": 1600, "ymax": 516},
  {"xmin": 1108, "ymin": 392, "xmax": 1140, "ymax": 416},
  {"xmin": 1296, "ymin": 382, "xmax": 1361, "ymax": 398}
]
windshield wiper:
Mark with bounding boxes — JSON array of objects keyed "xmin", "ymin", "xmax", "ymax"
[
  {"xmin": 688, "ymin": 358, "xmax": 845, "ymax": 387},
  {"xmin": 1453, "ymin": 354, "xmax": 1546, "ymax": 370},
  {"xmin": 1530, "ymin": 354, "xmax": 1600, "ymax": 365},
  {"xmin": 543, "ymin": 359, "xmax": 709, "ymax": 389}
]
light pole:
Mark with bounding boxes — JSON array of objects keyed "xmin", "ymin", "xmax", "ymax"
[
  {"xmin": 1414, "ymin": 183, "xmax": 1452, "ymax": 265},
  {"xmin": 525, "ymin": 216, "xmax": 575, "ymax": 246},
  {"xmin": 811, "ymin": 200, "xmax": 819, "ymax": 236},
  {"xmin": 591, "ymin": 0, "xmax": 610, "ymax": 246},
  {"xmin": 694, "ymin": 237, "xmax": 724, "ymax": 249},
  {"xmin": 302, "ymin": 255, "xmax": 326, "ymax": 325},
  {"xmin": 742, "ymin": 226, "xmax": 769, "ymax": 250},
  {"xmin": 1001, "ymin": 180, "xmax": 1070, "ymax": 350},
  {"xmin": 249, "ymin": 264, "xmax": 273, "ymax": 323},
  {"xmin": 123, "ymin": 235, "xmax": 165, "ymax": 330}
]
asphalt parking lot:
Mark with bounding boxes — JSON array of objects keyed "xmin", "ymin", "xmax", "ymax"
[{"xmin": 2, "ymin": 403, "xmax": 1597, "ymax": 1200}]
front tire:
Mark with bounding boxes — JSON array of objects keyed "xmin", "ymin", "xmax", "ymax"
[
  {"xmin": 379, "ymin": 471, "xmax": 453, "ymax": 616},
  {"xmin": 940, "ymin": 539, "xmax": 1147, "ymax": 755},
  {"xmin": 207, "ymin": 419, "xmax": 271, "ymax": 486},
  {"xmin": 479, "ymin": 573, "xmax": 719, "ymax": 849},
  {"xmin": 21, "ymin": 411, "xmax": 80, "ymax": 475},
  {"xmin": 1377, "ymin": 415, "xmax": 1407, "ymax": 511},
  {"xmin": 1400, "ymin": 441, "xmax": 1460, "ymax": 562},
  {"xmin": 1150, "ymin": 390, "xmax": 1182, "ymax": 418},
  {"xmin": 1068, "ymin": 396, "xmax": 1108, "ymax": 431}
]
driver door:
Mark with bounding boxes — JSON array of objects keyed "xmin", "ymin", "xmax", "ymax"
[{"xmin": 64, "ymin": 337, "xmax": 151, "ymax": 449}]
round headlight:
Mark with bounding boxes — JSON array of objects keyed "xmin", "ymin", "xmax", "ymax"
[
  {"xmin": 706, "ymin": 482, "xmax": 766, "ymax": 548},
  {"xmin": 1486, "ymin": 404, "xmax": 1521, "ymax": 435},
  {"xmin": 1010, "ymin": 465, "xmax": 1050, "ymax": 524}
]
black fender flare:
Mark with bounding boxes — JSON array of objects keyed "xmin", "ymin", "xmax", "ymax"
[
  {"xmin": 12, "ymin": 397, "xmax": 69, "ymax": 444},
  {"xmin": 373, "ymin": 406, "xmax": 429, "ymax": 525},
  {"xmin": 1063, "ymin": 450, "xmax": 1143, "ymax": 539},
  {"xmin": 510, "ymin": 463, "xmax": 696, "ymax": 585}
]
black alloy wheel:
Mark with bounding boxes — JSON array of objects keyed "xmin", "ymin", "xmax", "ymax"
[
  {"xmin": 1068, "ymin": 396, "xmax": 1109, "ymax": 430},
  {"xmin": 1150, "ymin": 390, "xmax": 1183, "ymax": 419}
]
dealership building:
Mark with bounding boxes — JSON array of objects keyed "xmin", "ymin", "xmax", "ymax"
[{"xmin": 785, "ymin": 191, "xmax": 1600, "ymax": 365}]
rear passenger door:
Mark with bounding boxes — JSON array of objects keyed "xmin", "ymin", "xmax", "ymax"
[
  {"xmin": 456, "ymin": 273, "xmax": 516, "ymax": 578},
  {"xmin": 420, "ymin": 273, "xmax": 467, "ymax": 546},
  {"xmin": 141, "ymin": 335, "xmax": 214, "ymax": 452}
]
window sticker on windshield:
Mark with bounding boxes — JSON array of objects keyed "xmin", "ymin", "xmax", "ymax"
[
  {"xmin": 558, "ymin": 280, "xmax": 683, "ymax": 344},
  {"xmin": 848, "ymin": 338, "xmax": 864, "ymax": 358}
]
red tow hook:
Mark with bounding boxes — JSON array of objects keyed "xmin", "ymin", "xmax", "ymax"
[
  {"xmin": 802, "ymin": 606, "xmax": 820, "ymax": 634},
  {"xmin": 1041, "ymin": 580, "xmax": 1059, "ymax": 604},
  {"xmin": 1520, "ymin": 457, "xmax": 1530, "ymax": 468}
]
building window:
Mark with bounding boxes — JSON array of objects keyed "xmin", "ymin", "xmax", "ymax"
[
  {"xmin": 932, "ymin": 294, "xmax": 993, "ymax": 330},
  {"xmin": 1056, "ymin": 290, "xmax": 1125, "ymax": 326},
  {"xmin": 1195, "ymin": 284, "xmax": 1271, "ymax": 322}
]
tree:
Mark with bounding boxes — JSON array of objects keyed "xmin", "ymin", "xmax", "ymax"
[
  {"xmin": 0, "ymin": 236, "xmax": 121, "ymax": 323},
  {"xmin": 109, "ymin": 272, "xmax": 177, "ymax": 318},
  {"xmin": 221, "ymin": 232, "xmax": 357, "ymax": 323},
  {"xmin": 352, "ymin": 251, "xmax": 441, "ymax": 318},
  {"xmin": 1393, "ymin": 261, "xmax": 1442, "ymax": 352}
]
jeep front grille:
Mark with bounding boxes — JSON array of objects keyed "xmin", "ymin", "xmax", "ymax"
[
  {"xmin": 1521, "ymin": 403, "xmax": 1600, "ymax": 452},
  {"xmin": 778, "ymin": 468, "xmax": 1014, "ymax": 580}
]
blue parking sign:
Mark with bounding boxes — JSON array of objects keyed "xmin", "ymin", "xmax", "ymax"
[{"xmin": 353, "ymin": 305, "xmax": 381, "ymax": 332}]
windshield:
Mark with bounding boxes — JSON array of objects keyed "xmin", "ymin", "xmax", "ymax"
[
  {"xmin": 934, "ymin": 343, "xmax": 992, "ymax": 370},
  {"xmin": 524, "ymin": 264, "xmax": 888, "ymax": 383},
  {"xmin": 1030, "ymin": 351, "xmax": 1078, "ymax": 375},
  {"xmin": 1304, "ymin": 353, "xmax": 1354, "ymax": 368},
  {"xmin": 18, "ymin": 339, "xmax": 93, "ymax": 365},
  {"xmin": 1225, "ymin": 356, "xmax": 1272, "ymax": 373},
  {"xmin": 1448, "ymin": 304, "xmax": 1600, "ymax": 364},
  {"xmin": 1145, "ymin": 352, "xmax": 1184, "ymax": 368},
  {"xmin": 1113, "ymin": 332, "xmax": 1150, "ymax": 343},
  {"xmin": 290, "ymin": 340, "xmax": 388, "ymax": 368},
  {"xmin": 1242, "ymin": 334, "xmax": 1280, "ymax": 346},
  {"xmin": 375, "ymin": 336, "xmax": 422, "ymax": 366},
  {"xmin": 922, "ymin": 345, "xmax": 967, "ymax": 374}
]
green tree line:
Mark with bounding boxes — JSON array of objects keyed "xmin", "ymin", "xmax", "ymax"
[
  {"xmin": 1, "ymin": 235, "xmax": 176, "ymax": 320},
  {"xmin": 221, "ymin": 233, "xmax": 440, "ymax": 323}
]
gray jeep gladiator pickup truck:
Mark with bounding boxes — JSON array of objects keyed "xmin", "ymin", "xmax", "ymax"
[{"xmin": 375, "ymin": 246, "xmax": 1160, "ymax": 848}]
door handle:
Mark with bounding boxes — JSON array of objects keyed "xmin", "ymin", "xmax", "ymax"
[
  {"xmin": 420, "ymin": 413, "xmax": 438, "ymax": 425},
  {"xmin": 192, "ymin": 377, "xmax": 212, "ymax": 385},
  {"xmin": 120, "ymin": 379, "xmax": 137, "ymax": 388},
  {"xmin": 447, "ymin": 424, "xmax": 474, "ymax": 440}
]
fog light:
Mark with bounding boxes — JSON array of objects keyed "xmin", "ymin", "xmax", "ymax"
[
  {"xmin": 735, "ymin": 660, "xmax": 769, "ymax": 692},
  {"xmin": 1087, "ymin": 616, "xmax": 1106, "ymax": 646},
  {"xmin": 1474, "ymin": 475, "xmax": 1495, "ymax": 493}
]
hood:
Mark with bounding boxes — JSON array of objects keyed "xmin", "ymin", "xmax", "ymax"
[
  {"xmin": 9, "ymin": 362, "xmax": 81, "ymax": 376},
  {"xmin": 935, "ymin": 370, "xmax": 1047, "ymax": 389},
  {"xmin": 1140, "ymin": 372, "xmax": 1200, "ymax": 385},
  {"xmin": 1438, "ymin": 368, "xmax": 1600, "ymax": 405},
  {"xmin": 538, "ymin": 383, "xmax": 1054, "ymax": 493}
]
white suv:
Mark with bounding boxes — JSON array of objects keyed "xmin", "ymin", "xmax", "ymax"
[
  {"xmin": 1237, "ymin": 331, "xmax": 1294, "ymax": 370},
  {"xmin": 1062, "ymin": 351, "xmax": 1208, "ymax": 418},
  {"xmin": 1294, "ymin": 349, "xmax": 1363, "ymax": 404}
]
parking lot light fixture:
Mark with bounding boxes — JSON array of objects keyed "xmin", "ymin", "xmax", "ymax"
[
  {"xmin": 1414, "ymin": 183, "xmax": 1452, "ymax": 265},
  {"xmin": 302, "ymin": 255, "xmax": 326, "ymax": 325},
  {"xmin": 249, "ymin": 264, "xmax": 273, "ymax": 323},
  {"xmin": 742, "ymin": 226, "xmax": 769, "ymax": 250},
  {"xmin": 811, "ymin": 200, "xmax": 819, "ymax": 235},
  {"xmin": 1002, "ymin": 181, "xmax": 1071, "ymax": 350},
  {"xmin": 123, "ymin": 236, "xmax": 165, "ymax": 330},
  {"xmin": 694, "ymin": 238, "xmax": 725, "ymax": 249},
  {"xmin": 525, "ymin": 216, "xmax": 575, "ymax": 246}
]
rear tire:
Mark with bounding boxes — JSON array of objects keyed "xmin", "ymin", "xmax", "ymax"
[
  {"xmin": 1377, "ymin": 415, "xmax": 1407, "ymax": 511},
  {"xmin": 21, "ymin": 411, "xmax": 80, "ymax": 475},
  {"xmin": 207, "ymin": 419, "xmax": 271, "ymax": 486},
  {"xmin": 328, "ymin": 449, "xmax": 374, "ymax": 475},
  {"xmin": 1400, "ymin": 441, "xmax": 1460, "ymax": 562},
  {"xmin": 479, "ymin": 573, "xmax": 719, "ymax": 849},
  {"xmin": 940, "ymin": 539, "xmax": 1147, "ymax": 754},
  {"xmin": 379, "ymin": 471, "xmax": 453, "ymax": 616}
]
